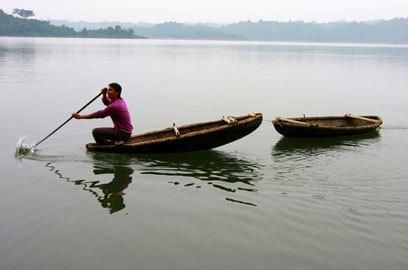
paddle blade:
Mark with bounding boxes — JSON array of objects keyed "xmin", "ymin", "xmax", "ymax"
[{"xmin": 15, "ymin": 137, "xmax": 37, "ymax": 158}]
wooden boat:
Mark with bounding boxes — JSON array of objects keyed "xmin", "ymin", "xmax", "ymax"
[
  {"xmin": 272, "ymin": 114, "xmax": 382, "ymax": 138},
  {"xmin": 86, "ymin": 113, "xmax": 263, "ymax": 153}
]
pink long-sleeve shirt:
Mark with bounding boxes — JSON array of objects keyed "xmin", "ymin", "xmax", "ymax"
[{"xmin": 92, "ymin": 98, "xmax": 133, "ymax": 133}]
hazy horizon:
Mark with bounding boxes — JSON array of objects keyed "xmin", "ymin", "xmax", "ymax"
[
  {"xmin": 46, "ymin": 18, "xmax": 405, "ymax": 26},
  {"xmin": 3, "ymin": 0, "xmax": 408, "ymax": 24}
]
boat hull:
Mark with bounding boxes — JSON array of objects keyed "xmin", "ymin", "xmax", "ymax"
[
  {"xmin": 86, "ymin": 113, "xmax": 263, "ymax": 153},
  {"xmin": 272, "ymin": 115, "xmax": 382, "ymax": 138}
]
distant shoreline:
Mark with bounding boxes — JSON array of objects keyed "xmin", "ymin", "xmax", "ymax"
[
  {"xmin": 0, "ymin": 9, "xmax": 146, "ymax": 39},
  {"xmin": 48, "ymin": 18, "xmax": 408, "ymax": 44},
  {"xmin": 1, "ymin": 9, "xmax": 408, "ymax": 44},
  {"xmin": 2, "ymin": 36, "xmax": 408, "ymax": 47},
  {"xmin": 0, "ymin": 34, "xmax": 147, "ymax": 40}
]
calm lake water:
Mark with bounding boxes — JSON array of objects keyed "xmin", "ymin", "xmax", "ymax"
[{"xmin": 1, "ymin": 37, "xmax": 408, "ymax": 269}]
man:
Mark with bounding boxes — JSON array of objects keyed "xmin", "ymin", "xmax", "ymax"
[{"xmin": 72, "ymin": 83, "xmax": 133, "ymax": 145}]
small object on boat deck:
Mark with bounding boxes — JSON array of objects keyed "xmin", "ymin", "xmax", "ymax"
[
  {"xmin": 272, "ymin": 114, "xmax": 382, "ymax": 138},
  {"xmin": 86, "ymin": 113, "xmax": 263, "ymax": 154},
  {"xmin": 173, "ymin": 123, "xmax": 180, "ymax": 136},
  {"xmin": 222, "ymin": 116, "xmax": 237, "ymax": 124}
]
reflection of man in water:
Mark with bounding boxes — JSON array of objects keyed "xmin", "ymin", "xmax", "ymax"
[{"xmin": 94, "ymin": 166, "xmax": 134, "ymax": 214}]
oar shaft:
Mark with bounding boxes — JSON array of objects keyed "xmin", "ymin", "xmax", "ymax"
[
  {"xmin": 31, "ymin": 116, "xmax": 74, "ymax": 149},
  {"xmin": 30, "ymin": 92, "xmax": 103, "ymax": 150},
  {"xmin": 74, "ymin": 92, "xmax": 103, "ymax": 114}
]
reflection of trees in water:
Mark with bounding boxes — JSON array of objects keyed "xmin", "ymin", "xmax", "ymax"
[
  {"xmin": 0, "ymin": 44, "xmax": 36, "ymax": 61},
  {"xmin": 89, "ymin": 150, "xmax": 263, "ymax": 207},
  {"xmin": 45, "ymin": 162, "xmax": 133, "ymax": 214},
  {"xmin": 0, "ymin": 44, "xmax": 37, "ymax": 83},
  {"xmin": 0, "ymin": 43, "xmax": 37, "ymax": 67},
  {"xmin": 271, "ymin": 131, "xmax": 381, "ymax": 182}
]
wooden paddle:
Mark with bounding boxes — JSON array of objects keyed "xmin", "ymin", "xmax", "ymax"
[
  {"xmin": 345, "ymin": 114, "xmax": 380, "ymax": 123},
  {"xmin": 29, "ymin": 92, "xmax": 103, "ymax": 151},
  {"xmin": 277, "ymin": 117, "xmax": 309, "ymax": 126}
]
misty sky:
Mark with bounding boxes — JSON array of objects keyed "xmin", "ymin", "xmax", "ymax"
[{"xmin": 2, "ymin": 0, "xmax": 408, "ymax": 23}]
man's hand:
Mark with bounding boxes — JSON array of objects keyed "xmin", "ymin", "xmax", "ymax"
[
  {"xmin": 72, "ymin": 113, "xmax": 81, "ymax": 119},
  {"xmin": 101, "ymin": 87, "xmax": 110, "ymax": 105}
]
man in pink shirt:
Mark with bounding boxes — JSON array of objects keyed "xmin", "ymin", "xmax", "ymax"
[{"xmin": 72, "ymin": 83, "xmax": 133, "ymax": 145}]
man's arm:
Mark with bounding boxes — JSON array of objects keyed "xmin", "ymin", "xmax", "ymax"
[
  {"xmin": 72, "ymin": 87, "xmax": 110, "ymax": 119},
  {"xmin": 72, "ymin": 113, "xmax": 93, "ymax": 119}
]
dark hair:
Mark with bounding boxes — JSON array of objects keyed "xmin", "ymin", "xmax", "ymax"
[{"xmin": 109, "ymin": 82, "xmax": 122, "ymax": 98}]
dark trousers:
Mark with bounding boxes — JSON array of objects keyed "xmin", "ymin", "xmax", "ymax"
[{"xmin": 92, "ymin": 128, "xmax": 131, "ymax": 145}]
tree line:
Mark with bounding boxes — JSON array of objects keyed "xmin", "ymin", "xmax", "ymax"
[
  {"xmin": 2, "ymin": 9, "xmax": 408, "ymax": 43},
  {"xmin": 0, "ymin": 9, "xmax": 145, "ymax": 39},
  {"xmin": 129, "ymin": 19, "xmax": 408, "ymax": 43},
  {"xmin": 219, "ymin": 19, "xmax": 408, "ymax": 43}
]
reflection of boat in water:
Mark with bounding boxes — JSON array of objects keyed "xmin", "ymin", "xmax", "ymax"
[
  {"xmin": 131, "ymin": 150, "xmax": 262, "ymax": 186},
  {"xmin": 271, "ymin": 131, "xmax": 381, "ymax": 182},
  {"xmin": 41, "ymin": 149, "xmax": 262, "ymax": 209},
  {"xmin": 88, "ymin": 150, "xmax": 263, "ymax": 206},
  {"xmin": 272, "ymin": 131, "xmax": 381, "ymax": 164},
  {"xmin": 136, "ymin": 150, "xmax": 262, "ymax": 206},
  {"xmin": 273, "ymin": 130, "xmax": 381, "ymax": 154}
]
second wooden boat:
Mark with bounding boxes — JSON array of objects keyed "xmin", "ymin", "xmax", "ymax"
[
  {"xmin": 86, "ymin": 113, "xmax": 263, "ymax": 153},
  {"xmin": 272, "ymin": 114, "xmax": 382, "ymax": 138}
]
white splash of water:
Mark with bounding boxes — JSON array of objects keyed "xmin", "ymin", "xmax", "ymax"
[{"xmin": 15, "ymin": 137, "xmax": 38, "ymax": 158}]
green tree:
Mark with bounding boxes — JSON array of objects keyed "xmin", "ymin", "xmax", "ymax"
[{"xmin": 12, "ymin": 9, "xmax": 34, "ymax": 19}]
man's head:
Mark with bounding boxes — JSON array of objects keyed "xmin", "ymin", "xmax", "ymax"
[{"xmin": 108, "ymin": 82, "xmax": 122, "ymax": 99}]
